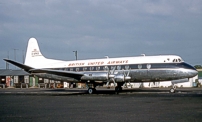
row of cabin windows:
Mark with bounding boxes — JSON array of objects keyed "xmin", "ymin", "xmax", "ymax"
[
  {"xmin": 56, "ymin": 65, "xmax": 130, "ymax": 72},
  {"xmin": 56, "ymin": 64, "xmax": 152, "ymax": 72},
  {"xmin": 71, "ymin": 65, "xmax": 130, "ymax": 72}
]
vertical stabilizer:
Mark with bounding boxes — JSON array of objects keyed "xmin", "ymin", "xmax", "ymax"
[{"xmin": 24, "ymin": 38, "xmax": 47, "ymax": 67}]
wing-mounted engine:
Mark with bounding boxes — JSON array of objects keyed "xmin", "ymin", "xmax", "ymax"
[
  {"xmin": 114, "ymin": 70, "xmax": 131, "ymax": 82},
  {"xmin": 81, "ymin": 72, "xmax": 109, "ymax": 81},
  {"xmin": 105, "ymin": 66, "xmax": 130, "ymax": 86},
  {"xmin": 81, "ymin": 67, "xmax": 131, "ymax": 83}
]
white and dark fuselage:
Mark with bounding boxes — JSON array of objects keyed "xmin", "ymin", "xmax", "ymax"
[
  {"xmin": 29, "ymin": 53, "xmax": 197, "ymax": 83},
  {"xmin": 4, "ymin": 38, "xmax": 198, "ymax": 93}
]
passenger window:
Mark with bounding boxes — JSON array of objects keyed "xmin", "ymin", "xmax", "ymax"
[
  {"xmin": 70, "ymin": 68, "xmax": 73, "ymax": 71},
  {"xmin": 117, "ymin": 66, "xmax": 121, "ymax": 70},
  {"xmin": 147, "ymin": 64, "xmax": 151, "ymax": 69},
  {"xmin": 76, "ymin": 68, "xmax": 79, "ymax": 72},
  {"xmin": 125, "ymin": 65, "xmax": 129, "ymax": 70},
  {"xmin": 90, "ymin": 67, "xmax": 94, "ymax": 71},
  {"xmin": 83, "ymin": 67, "xmax": 87, "ymax": 71},
  {"xmin": 104, "ymin": 66, "xmax": 109, "ymax": 71},
  {"xmin": 111, "ymin": 66, "xmax": 116, "ymax": 70},
  {"xmin": 138, "ymin": 64, "xmax": 142, "ymax": 69},
  {"xmin": 96, "ymin": 67, "xmax": 100, "ymax": 71}
]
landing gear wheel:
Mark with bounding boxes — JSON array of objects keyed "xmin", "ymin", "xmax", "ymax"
[
  {"xmin": 88, "ymin": 88, "xmax": 94, "ymax": 94},
  {"xmin": 115, "ymin": 86, "xmax": 122, "ymax": 94},
  {"xmin": 170, "ymin": 88, "xmax": 175, "ymax": 93}
]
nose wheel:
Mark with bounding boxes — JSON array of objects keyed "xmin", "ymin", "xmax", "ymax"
[
  {"xmin": 169, "ymin": 85, "xmax": 176, "ymax": 93},
  {"xmin": 169, "ymin": 88, "xmax": 175, "ymax": 93}
]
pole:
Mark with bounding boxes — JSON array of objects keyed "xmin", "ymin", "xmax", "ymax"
[
  {"xmin": 73, "ymin": 51, "xmax": 78, "ymax": 60},
  {"xmin": 22, "ymin": 50, "xmax": 25, "ymax": 64},
  {"xmin": 6, "ymin": 51, "xmax": 9, "ymax": 69},
  {"xmin": 13, "ymin": 49, "xmax": 19, "ymax": 69}
]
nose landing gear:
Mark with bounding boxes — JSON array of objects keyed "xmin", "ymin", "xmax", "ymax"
[{"xmin": 169, "ymin": 85, "xmax": 176, "ymax": 93}]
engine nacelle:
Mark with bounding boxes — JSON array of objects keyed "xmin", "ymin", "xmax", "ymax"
[
  {"xmin": 81, "ymin": 72, "xmax": 108, "ymax": 81},
  {"xmin": 114, "ymin": 74, "xmax": 131, "ymax": 82}
]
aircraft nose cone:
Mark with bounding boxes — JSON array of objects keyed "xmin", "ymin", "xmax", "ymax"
[{"xmin": 190, "ymin": 70, "xmax": 198, "ymax": 77}]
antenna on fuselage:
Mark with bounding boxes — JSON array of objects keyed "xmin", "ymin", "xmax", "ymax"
[{"xmin": 141, "ymin": 54, "xmax": 146, "ymax": 56}]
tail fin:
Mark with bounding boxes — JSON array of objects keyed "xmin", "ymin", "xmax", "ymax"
[
  {"xmin": 24, "ymin": 38, "xmax": 65, "ymax": 68},
  {"xmin": 24, "ymin": 38, "xmax": 46, "ymax": 67}
]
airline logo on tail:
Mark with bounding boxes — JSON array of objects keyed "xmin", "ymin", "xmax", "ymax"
[{"xmin": 31, "ymin": 49, "xmax": 42, "ymax": 57}]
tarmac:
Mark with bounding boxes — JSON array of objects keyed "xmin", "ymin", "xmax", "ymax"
[
  {"xmin": 1, "ymin": 87, "xmax": 202, "ymax": 122},
  {"xmin": 1, "ymin": 87, "xmax": 202, "ymax": 95}
]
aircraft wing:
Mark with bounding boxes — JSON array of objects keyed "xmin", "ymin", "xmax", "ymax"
[
  {"xmin": 30, "ymin": 69, "xmax": 84, "ymax": 79},
  {"xmin": 4, "ymin": 59, "xmax": 84, "ymax": 80}
]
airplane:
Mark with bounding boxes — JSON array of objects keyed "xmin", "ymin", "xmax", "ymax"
[{"xmin": 4, "ymin": 38, "xmax": 198, "ymax": 94}]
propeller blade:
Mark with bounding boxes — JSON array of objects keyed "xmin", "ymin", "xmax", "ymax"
[
  {"xmin": 111, "ymin": 66, "xmax": 116, "ymax": 74},
  {"xmin": 127, "ymin": 68, "xmax": 131, "ymax": 76},
  {"xmin": 112, "ymin": 78, "xmax": 116, "ymax": 87}
]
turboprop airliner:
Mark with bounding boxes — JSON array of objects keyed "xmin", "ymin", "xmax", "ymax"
[{"xmin": 4, "ymin": 38, "xmax": 198, "ymax": 94}]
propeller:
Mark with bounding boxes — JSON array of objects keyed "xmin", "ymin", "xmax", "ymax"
[
  {"xmin": 123, "ymin": 69, "xmax": 132, "ymax": 88},
  {"xmin": 106, "ymin": 66, "xmax": 116, "ymax": 87},
  {"xmin": 106, "ymin": 67, "xmax": 132, "ymax": 87},
  {"xmin": 123, "ymin": 68, "xmax": 131, "ymax": 81}
]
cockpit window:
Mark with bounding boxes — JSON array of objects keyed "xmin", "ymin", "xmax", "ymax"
[{"xmin": 173, "ymin": 58, "xmax": 183, "ymax": 63}]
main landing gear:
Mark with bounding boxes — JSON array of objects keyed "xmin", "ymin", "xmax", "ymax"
[
  {"xmin": 87, "ymin": 88, "xmax": 96, "ymax": 94},
  {"xmin": 115, "ymin": 86, "xmax": 122, "ymax": 94},
  {"xmin": 86, "ymin": 81, "xmax": 97, "ymax": 94},
  {"xmin": 114, "ymin": 83, "xmax": 124, "ymax": 94}
]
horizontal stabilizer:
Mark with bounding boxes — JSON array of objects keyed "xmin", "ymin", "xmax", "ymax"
[{"xmin": 4, "ymin": 59, "xmax": 33, "ymax": 72}]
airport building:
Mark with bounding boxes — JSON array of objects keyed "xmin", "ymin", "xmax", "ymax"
[
  {"xmin": 0, "ymin": 69, "xmax": 30, "ymax": 88},
  {"xmin": 0, "ymin": 69, "xmax": 64, "ymax": 88}
]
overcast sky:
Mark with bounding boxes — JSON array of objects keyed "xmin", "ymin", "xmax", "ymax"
[{"xmin": 0, "ymin": 0, "xmax": 202, "ymax": 69}]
